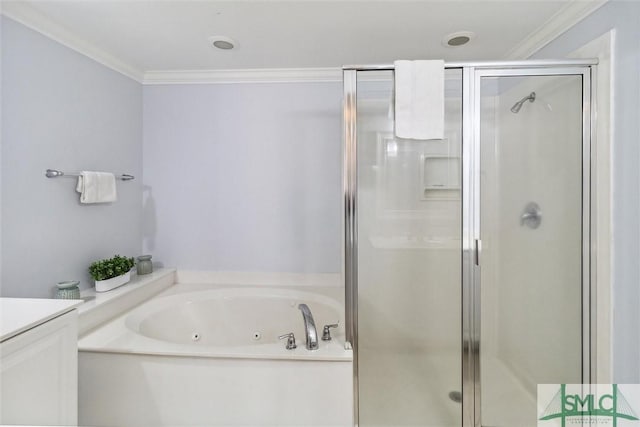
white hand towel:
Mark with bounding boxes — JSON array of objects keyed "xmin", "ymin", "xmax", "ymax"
[
  {"xmin": 76, "ymin": 171, "xmax": 117, "ymax": 204},
  {"xmin": 394, "ymin": 60, "xmax": 445, "ymax": 140}
]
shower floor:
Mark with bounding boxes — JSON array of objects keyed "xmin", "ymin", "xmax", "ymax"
[
  {"xmin": 481, "ymin": 357, "xmax": 537, "ymax": 427},
  {"xmin": 358, "ymin": 350, "xmax": 535, "ymax": 427},
  {"xmin": 358, "ymin": 350, "xmax": 460, "ymax": 426}
]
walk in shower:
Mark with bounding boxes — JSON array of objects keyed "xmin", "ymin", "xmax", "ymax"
[{"xmin": 343, "ymin": 60, "xmax": 595, "ymax": 427}]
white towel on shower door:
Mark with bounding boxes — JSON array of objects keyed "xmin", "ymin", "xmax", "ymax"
[
  {"xmin": 394, "ymin": 60, "xmax": 445, "ymax": 140},
  {"xmin": 76, "ymin": 171, "xmax": 117, "ymax": 204}
]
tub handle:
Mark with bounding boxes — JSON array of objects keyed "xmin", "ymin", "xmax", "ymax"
[
  {"xmin": 322, "ymin": 324, "xmax": 339, "ymax": 341},
  {"xmin": 278, "ymin": 333, "xmax": 297, "ymax": 350}
]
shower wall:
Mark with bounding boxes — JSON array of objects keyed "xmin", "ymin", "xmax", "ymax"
[
  {"xmin": 357, "ymin": 83, "xmax": 461, "ymax": 353},
  {"xmin": 355, "ymin": 70, "xmax": 462, "ymax": 427},
  {"xmin": 480, "ymin": 75, "xmax": 583, "ymax": 425},
  {"xmin": 142, "ymin": 82, "xmax": 342, "ymax": 275},
  {"xmin": 498, "ymin": 76, "xmax": 582, "ymax": 386}
]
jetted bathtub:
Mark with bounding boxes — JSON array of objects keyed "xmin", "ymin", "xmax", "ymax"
[{"xmin": 78, "ymin": 282, "xmax": 353, "ymax": 426}]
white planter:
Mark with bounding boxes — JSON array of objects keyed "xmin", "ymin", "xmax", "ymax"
[{"xmin": 95, "ymin": 271, "xmax": 131, "ymax": 293}]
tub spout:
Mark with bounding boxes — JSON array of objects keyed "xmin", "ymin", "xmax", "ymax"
[{"xmin": 297, "ymin": 304, "xmax": 319, "ymax": 350}]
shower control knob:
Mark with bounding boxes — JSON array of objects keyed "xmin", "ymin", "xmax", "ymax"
[
  {"xmin": 520, "ymin": 202, "xmax": 542, "ymax": 229},
  {"xmin": 322, "ymin": 324, "xmax": 339, "ymax": 341},
  {"xmin": 278, "ymin": 332, "xmax": 297, "ymax": 350}
]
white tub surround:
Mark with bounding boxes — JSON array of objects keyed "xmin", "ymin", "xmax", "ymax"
[
  {"xmin": 78, "ymin": 279, "xmax": 352, "ymax": 426},
  {"xmin": 80, "ymin": 352, "xmax": 352, "ymax": 426},
  {"xmin": 78, "ymin": 267, "xmax": 175, "ymax": 336}
]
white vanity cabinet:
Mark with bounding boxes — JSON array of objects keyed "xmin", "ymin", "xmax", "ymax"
[{"xmin": 0, "ymin": 299, "xmax": 81, "ymax": 426}]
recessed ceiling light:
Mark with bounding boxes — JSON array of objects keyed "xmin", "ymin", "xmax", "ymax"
[
  {"xmin": 442, "ymin": 31, "xmax": 474, "ymax": 48},
  {"xmin": 209, "ymin": 36, "xmax": 236, "ymax": 50}
]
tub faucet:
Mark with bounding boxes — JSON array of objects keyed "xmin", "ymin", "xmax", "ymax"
[{"xmin": 297, "ymin": 304, "xmax": 319, "ymax": 350}]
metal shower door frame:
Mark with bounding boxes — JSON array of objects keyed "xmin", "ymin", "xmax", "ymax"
[
  {"xmin": 464, "ymin": 65, "xmax": 594, "ymax": 427},
  {"xmin": 343, "ymin": 60, "xmax": 596, "ymax": 427}
]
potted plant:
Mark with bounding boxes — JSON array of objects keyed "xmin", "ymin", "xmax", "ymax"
[{"xmin": 89, "ymin": 255, "xmax": 135, "ymax": 292}]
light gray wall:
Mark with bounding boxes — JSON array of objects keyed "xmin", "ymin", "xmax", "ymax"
[
  {"xmin": 1, "ymin": 17, "xmax": 143, "ymax": 297},
  {"xmin": 143, "ymin": 83, "xmax": 342, "ymax": 273},
  {"xmin": 533, "ymin": 1, "xmax": 640, "ymax": 383}
]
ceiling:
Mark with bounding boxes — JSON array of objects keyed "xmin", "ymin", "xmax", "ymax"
[{"xmin": 3, "ymin": 0, "xmax": 605, "ymax": 80}]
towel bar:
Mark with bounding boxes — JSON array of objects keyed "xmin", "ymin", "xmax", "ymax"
[{"xmin": 45, "ymin": 169, "xmax": 134, "ymax": 181}]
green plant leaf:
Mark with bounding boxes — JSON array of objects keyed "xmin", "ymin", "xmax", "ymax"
[{"xmin": 88, "ymin": 254, "xmax": 135, "ymax": 281}]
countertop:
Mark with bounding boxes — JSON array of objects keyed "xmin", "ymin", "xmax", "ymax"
[{"xmin": 0, "ymin": 298, "xmax": 83, "ymax": 342}]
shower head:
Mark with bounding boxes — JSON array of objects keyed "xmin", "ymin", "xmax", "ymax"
[{"xmin": 510, "ymin": 91, "xmax": 536, "ymax": 113}]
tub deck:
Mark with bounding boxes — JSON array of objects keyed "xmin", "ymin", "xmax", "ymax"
[{"xmin": 79, "ymin": 283, "xmax": 351, "ymax": 361}]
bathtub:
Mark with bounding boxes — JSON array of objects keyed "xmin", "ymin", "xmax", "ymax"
[{"xmin": 78, "ymin": 282, "xmax": 353, "ymax": 426}]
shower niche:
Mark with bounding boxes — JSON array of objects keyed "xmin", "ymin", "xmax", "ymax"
[
  {"xmin": 344, "ymin": 61, "xmax": 594, "ymax": 427},
  {"xmin": 375, "ymin": 133, "xmax": 461, "ymax": 214},
  {"xmin": 421, "ymin": 154, "xmax": 460, "ymax": 198}
]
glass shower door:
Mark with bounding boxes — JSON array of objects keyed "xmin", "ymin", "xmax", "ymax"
[
  {"xmin": 352, "ymin": 69, "xmax": 463, "ymax": 427},
  {"xmin": 345, "ymin": 63, "xmax": 593, "ymax": 427},
  {"xmin": 475, "ymin": 70, "xmax": 589, "ymax": 427}
]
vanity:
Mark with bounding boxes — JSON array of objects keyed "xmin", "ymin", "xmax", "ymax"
[{"xmin": 0, "ymin": 298, "xmax": 82, "ymax": 426}]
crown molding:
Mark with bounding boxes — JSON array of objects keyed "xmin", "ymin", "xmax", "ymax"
[
  {"xmin": 143, "ymin": 68, "xmax": 343, "ymax": 85},
  {"xmin": 1, "ymin": 1, "xmax": 144, "ymax": 82},
  {"xmin": 2, "ymin": 0, "xmax": 608, "ymax": 85},
  {"xmin": 504, "ymin": 0, "xmax": 609, "ymax": 59}
]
